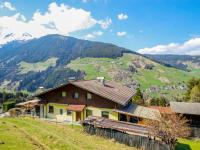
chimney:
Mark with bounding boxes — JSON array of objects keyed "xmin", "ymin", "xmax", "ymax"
[
  {"xmin": 38, "ymin": 86, "xmax": 45, "ymax": 93},
  {"xmin": 96, "ymin": 77, "xmax": 105, "ymax": 85}
]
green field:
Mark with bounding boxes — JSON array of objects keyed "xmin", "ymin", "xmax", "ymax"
[
  {"xmin": 0, "ymin": 118, "xmax": 199, "ymax": 150},
  {"xmin": 67, "ymin": 53, "xmax": 200, "ymax": 98},
  {"xmin": 176, "ymin": 138, "xmax": 200, "ymax": 150},
  {"xmin": 0, "ymin": 118, "xmax": 134, "ymax": 150},
  {"xmin": 18, "ymin": 57, "xmax": 58, "ymax": 74}
]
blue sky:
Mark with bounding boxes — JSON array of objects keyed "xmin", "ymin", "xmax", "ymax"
[{"xmin": 0, "ymin": 0, "xmax": 200, "ymax": 55}]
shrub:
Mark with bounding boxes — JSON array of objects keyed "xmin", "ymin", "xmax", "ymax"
[{"xmin": 3, "ymin": 100, "xmax": 16, "ymax": 112}]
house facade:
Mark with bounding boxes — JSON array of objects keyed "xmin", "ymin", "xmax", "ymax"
[
  {"xmin": 36, "ymin": 79, "xmax": 135, "ymax": 122},
  {"xmin": 36, "ymin": 78, "xmax": 160, "ymax": 123}
]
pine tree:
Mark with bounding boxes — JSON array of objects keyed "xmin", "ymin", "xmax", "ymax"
[
  {"xmin": 185, "ymin": 78, "xmax": 200, "ymax": 102},
  {"xmin": 132, "ymin": 88, "xmax": 144, "ymax": 105},
  {"xmin": 190, "ymin": 84, "xmax": 200, "ymax": 102}
]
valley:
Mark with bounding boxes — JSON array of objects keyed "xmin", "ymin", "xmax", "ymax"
[
  {"xmin": 67, "ymin": 53, "xmax": 200, "ymax": 99},
  {"xmin": 0, "ymin": 35, "xmax": 199, "ymax": 100}
]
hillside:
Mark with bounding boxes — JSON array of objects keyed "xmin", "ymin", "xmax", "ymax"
[
  {"xmin": 0, "ymin": 117, "xmax": 133, "ymax": 150},
  {"xmin": 0, "ymin": 34, "xmax": 132, "ymax": 92},
  {"xmin": 0, "ymin": 117, "xmax": 199, "ymax": 150},
  {"xmin": 67, "ymin": 53, "xmax": 200, "ymax": 99},
  {"xmin": 145, "ymin": 54, "xmax": 200, "ymax": 71},
  {"xmin": 0, "ymin": 34, "xmax": 199, "ymax": 99}
]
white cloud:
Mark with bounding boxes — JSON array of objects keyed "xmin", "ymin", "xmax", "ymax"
[
  {"xmin": 117, "ymin": 31, "xmax": 127, "ymax": 36},
  {"xmin": 85, "ymin": 30, "xmax": 103, "ymax": 39},
  {"xmin": 98, "ymin": 17, "xmax": 112, "ymax": 29},
  {"xmin": 85, "ymin": 33, "xmax": 95, "ymax": 39},
  {"xmin": 0, "ymin": 1, "xmax": 16, "ymax": 11},
  {"xmin": 93, "ymin": 31, "xmax": 103, "ymax": 36},
  {"xmin": 0, "ymin": 2, "xmax": 97, "ymax": 45},
  {"xmin": 137, "ymin": 38, "xmax": 200, "ymax": 55},
  {"xmin": 118, "ymin": 13, "xmax": 128, "ymax": 20}
]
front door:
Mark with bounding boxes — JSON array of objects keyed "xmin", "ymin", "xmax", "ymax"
[{"xmin": 76, "ymin": 112, "xmax": 81, "ymax": 121}]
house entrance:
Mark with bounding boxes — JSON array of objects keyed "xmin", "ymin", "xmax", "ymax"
[{"xmin": 76, "ymin": 112, "xmax": 81, "ymax": 121}]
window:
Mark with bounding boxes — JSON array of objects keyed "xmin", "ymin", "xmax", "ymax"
[
  {"xmin": 86, "ymin": 109, "xmax": 93, "ymax": 117},
  {"xmin": 67, "ymin": 110, "xmax": 72, "ymax": 116},
  {"xmin": 86, "ymin": 93, "xmax": 92, "ymax": 100},
  {"xmin": 72, "ymin": 92, "xmax": 79, "ymax": 99},
  {"xmin": 101, "ymin": 111, "xmax": 109, "ymax": 118},
  {"xmin": 48, "ymin": 106, "xmax": 54, "ymax": 114},
  {"xmin": 62, "ymin": 92, "xmax": 66, "ymax": 97},
  {"xmin": 60, "ymin": 109, "xmax": 63, "ymax": 115}
]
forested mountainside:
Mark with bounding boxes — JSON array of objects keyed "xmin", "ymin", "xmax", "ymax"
[
  {"xmin": 0, "ymin": 34, "xmax": 199, "ymax": 100},
  {"xmin": 0, "ymin": 34, "xmax": 132, "ymax": 91},
  {"xmin": 145, "ymin": 54, "xmax": 200, "ymax": 71}
]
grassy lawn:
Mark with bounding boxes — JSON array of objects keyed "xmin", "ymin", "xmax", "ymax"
[
  {"xmin": 176, "ymin": 138, "xmax": 200, "ymax": 150},
  {"xmin": 0, "ymin": 117, "xmax": 135, "ymax": 150}
]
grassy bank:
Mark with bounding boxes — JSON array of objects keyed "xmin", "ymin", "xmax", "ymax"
[
  {"xmin": 0, "ymin": 117, "xmax": 199, "ymax": 150},
  {"xmin": 0, "ymin": 117, "xmax": 134, "ymax": 150},
  {"xmin": 176, "ymin": 138, "xmax": 200, "ymax": 150}
]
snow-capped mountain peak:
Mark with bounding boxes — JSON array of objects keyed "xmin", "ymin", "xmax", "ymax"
[{"xmin": 0, "ymin": 32, "xmax": 34, "ymax": 46}]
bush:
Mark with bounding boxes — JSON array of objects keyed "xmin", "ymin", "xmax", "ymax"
[
  {"xmin": 144, "ymin": 64, "xmax": 154, "ymax": 70},
  {"xmin": 3, "ymin": 101, "xmax": 16, "ymax": 112},
  {"xmin": 149, "ymin": 97, "xmax": 168, "ymax": 106},
  {"xmin": 132, "ymin": 88, "xmax": 144, "ymax": 105}
]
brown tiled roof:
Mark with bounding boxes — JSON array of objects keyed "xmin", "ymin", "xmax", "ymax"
[
  {"xmin": 67, "ymin": 105, "xmax": 85, "ymax": 112},
  {"xmin": 149, "ymin": 106, "xmax": 173, "ymax": 114},
  {"xmin": 36, "ymin": 80, "xmax": 135, "ymax": 106},
  {"xmin": 70, "ymin": 80, "xmax": 135, "ymax": 106}
]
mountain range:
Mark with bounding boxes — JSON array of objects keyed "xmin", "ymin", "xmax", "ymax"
[
  {"xmin": 145, "ymin": 54, "xmax": 200, "ymax": 71},
  {"xmin": 0, "ymin": 34, "xmax": 199, "ymax": 100}
]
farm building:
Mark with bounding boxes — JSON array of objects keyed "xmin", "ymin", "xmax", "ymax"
[
  {"xmin": 170, "ymin": 102, "xmax": 200, "ymax": 127},
  {"xmin": 16, "ymin": 99, "xmax": 40, "ymax": 116}
]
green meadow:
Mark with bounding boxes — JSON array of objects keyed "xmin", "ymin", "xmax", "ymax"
[
  {"xmin": 0, "ymin": 117, "xmax": 134, "ymax": 150},
  {"xmin": 0, "ymin": 117, "xmax": 199, "ymax": 150},
  {"xmin": 67, "ymin": 53, "xmax": 200, "ymax": 98}
]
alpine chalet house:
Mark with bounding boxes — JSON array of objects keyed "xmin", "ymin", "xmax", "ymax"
[{"xmin": 36, "ymin": 77, "xmax": 160, "ymax": 123}]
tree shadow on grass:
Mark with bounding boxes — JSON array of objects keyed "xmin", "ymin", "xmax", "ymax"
[{"xmin": 175, "ymin": 142, "xmax": 192, "ymax": 150}]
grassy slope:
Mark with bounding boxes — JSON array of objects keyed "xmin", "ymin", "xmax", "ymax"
[
  {"xmin": 0, "ymin": 118, "xmax": 199, "ymax": 150},
  {"xmin": 67, "ymin": 53, "xmax": 200, "ymax": 98},
  {"xmin": 18, "ymin": 57, "xmax": 58, "ymax": 74},
  {"xmin": 0, "ymin": 118, "xmax": 134, "ymax": 150},
  {"xmin": 176, "ymin": 139, "xmax": 200, "ymax": 150}
]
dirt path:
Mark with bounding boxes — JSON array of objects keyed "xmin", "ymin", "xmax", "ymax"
[
  {"xmin": 5, "ymin": 118, "xmax": 84, "ymax": 150},
  {"xmin": 3, "ymin": 120, "xmax": 51, "ymax": 150}
]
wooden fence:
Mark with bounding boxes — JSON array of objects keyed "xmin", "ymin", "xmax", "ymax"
[
  {"xmin": 190, "ymin": 126, "xmax": 200, "ymax": 138},
  {"xmin": 82, "ymin": 117, "xmax": 171, "ymax": 150}
]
